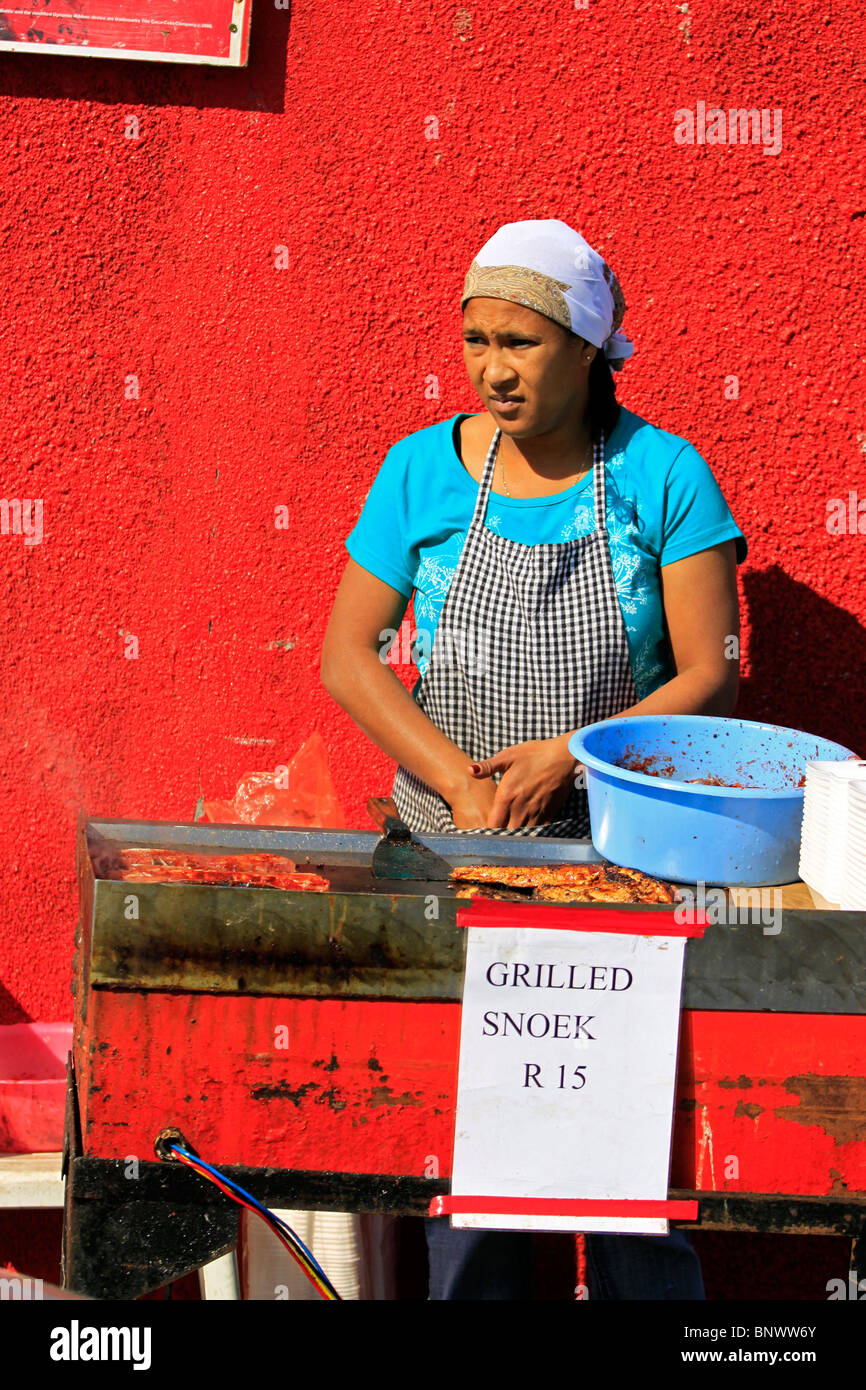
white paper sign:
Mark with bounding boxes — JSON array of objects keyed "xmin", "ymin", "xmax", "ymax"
[{"xmin": 450, "ymin": 924, "xmax": 687, "ymax": 1234}]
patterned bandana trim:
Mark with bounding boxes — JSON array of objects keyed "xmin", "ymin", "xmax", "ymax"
[{"xmin": 461, "ymin": 262, "xmax": 573, "ymax": 333}]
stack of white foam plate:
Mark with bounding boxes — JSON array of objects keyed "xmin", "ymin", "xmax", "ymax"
[
  {"xmin": 799, "ymin": 760, "xmax": 866, "ymax": 904},
  {"xmin": 840, "ymin": 781, "xmax": 866, "ymax": 910},
  {"xmin": 799, "ymin": 762, "xmax": 835, "ymax": 896}
]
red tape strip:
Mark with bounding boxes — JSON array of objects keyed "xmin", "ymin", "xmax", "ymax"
[
  {"xmin": 429, "ymin": 1195, "xmax": 699, "ymax": 1219},
  {"xmin": 455, "ymin": 899, "xmax": 707, "ymax": 937}
]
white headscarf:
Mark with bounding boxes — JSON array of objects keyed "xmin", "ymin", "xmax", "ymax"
[{"xmin": 461, "ymin": 219, "xmax": 635, "ymax": 371}]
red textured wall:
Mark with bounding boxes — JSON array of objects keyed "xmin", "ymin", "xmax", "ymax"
[{"xmin": 1, "ymin": 1, "xmax": 864, "ymax": 1023}]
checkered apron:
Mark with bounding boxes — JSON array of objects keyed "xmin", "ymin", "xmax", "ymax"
[{"xmin": 390, "ymin": 427, "xmax": 637, "ymax": 836}]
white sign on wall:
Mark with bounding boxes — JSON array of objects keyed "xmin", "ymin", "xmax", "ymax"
[{"xmin": 448, "ymin": 919, "xmax": 689, "ymax": 1235}]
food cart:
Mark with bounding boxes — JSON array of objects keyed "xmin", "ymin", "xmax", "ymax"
[{"xmin": 62, "ymin": 813, "xmax": 866, "ymax": 1299}]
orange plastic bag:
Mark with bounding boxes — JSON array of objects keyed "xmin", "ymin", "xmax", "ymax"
[{"xmin": 200, "ymin": 731, "xmax": 345, "ymax": 828}]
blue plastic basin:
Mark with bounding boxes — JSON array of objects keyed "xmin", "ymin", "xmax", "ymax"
[{"xmin": 568, "ymin": 715, "xmax": 858, "ymax": 886}]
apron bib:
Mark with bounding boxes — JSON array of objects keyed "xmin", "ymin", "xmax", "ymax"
[{"xmin": 391, "ymin": 423, "xmax": 637, "ymax": 836}]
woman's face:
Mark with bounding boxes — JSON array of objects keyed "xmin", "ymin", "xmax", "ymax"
[{"xmin": 462, "ymin": 297, "xmax": 593, "ymax": 436}]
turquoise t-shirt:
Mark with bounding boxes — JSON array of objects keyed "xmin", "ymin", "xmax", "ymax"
[{"xmin": 345, "ymin": 408, "xmax": 747, "ymax": 700}]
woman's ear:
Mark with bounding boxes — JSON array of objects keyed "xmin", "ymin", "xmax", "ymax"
[{"xmin": 570, "ymin": 331, "xmax": 595, "ymax": 366}]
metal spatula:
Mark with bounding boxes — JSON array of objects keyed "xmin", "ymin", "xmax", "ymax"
[{"xmin": 366, "ymin": 796, "xmax": 452, "ymax": 880}]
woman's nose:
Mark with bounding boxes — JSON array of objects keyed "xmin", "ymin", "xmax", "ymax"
[{"xmin": 483, "ymin": 356, "xmax": 518, "ymax": 387}]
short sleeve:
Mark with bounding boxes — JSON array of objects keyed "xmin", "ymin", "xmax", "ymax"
[
  {"xmin": 345, "ymin": 445, "xmax": 415, "ymax": 597},
  {"xmin": 659, "ymin": 443, "xmax": 748, "ymax": 567}
]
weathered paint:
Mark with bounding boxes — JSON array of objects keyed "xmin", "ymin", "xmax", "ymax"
[
  {"xmin": 676, "ymin": 1011, "xmax": 866, "ymax": 1194},
  {"xmin": 76, "ymin": 992, "xmax": 866, "ymax": 1198}
]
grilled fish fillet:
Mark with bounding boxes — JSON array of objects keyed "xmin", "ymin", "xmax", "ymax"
[
  {"xmin": 450, "ymin": 862, "xmax": 678, "ymax": 904},
  {"xmin": 449, "ymin": 864, "xmax": 605, "ymax": 889},
  {"xmin": 454, "ymin": 884, "xmax": 537, "ymax": 901},
  {"xmin": 534, "ymin": 883, "xmax": 635, "ymax": 903}
]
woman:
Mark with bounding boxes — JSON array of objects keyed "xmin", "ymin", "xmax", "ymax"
[{"xmin": 321, "ymin": 219, "xmax": 746, "ymax": 1297}]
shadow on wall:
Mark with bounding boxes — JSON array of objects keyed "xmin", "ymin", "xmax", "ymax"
[
  {"xmin": 0, "ymin": 980, "xmax": 29, "ymax": 1025},
  {"xmin": 737, "ymin": 566, "xmax": 865, "ymax": 756}
]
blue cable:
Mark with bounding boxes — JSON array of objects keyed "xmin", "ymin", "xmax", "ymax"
[
  {"xmin": 169, "ymin": 1144, "xmax": 331, "ymax": 1279},
  {"xmin": 171, "ymin": 1145, "xmax": 335, "ymax": 1290},
  {"xmin": 170, "ymin": 1144, "xmax": 335, "ymax": 1288}
]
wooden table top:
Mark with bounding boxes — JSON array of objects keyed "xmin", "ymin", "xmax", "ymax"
[{"xmin": 738, "ymin": 881, "xmax": 838, "ymax": 910}]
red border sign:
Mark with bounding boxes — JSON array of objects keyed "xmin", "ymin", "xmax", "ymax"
[
  {"xmin": 0, "ymin": 0, "xmax": 252, "ymax": 65},
  {"xmin": 456, "ymin": 899, "xmax": 708, "ymax": 937}
]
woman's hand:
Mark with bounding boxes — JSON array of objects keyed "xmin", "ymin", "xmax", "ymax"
[
  {"xmin": 467, "ymin": 736, "xmax": 580, "ymax": 829},
  {"xmin": 446, "ymin": 775, "xmax": 500, "ymax": 830}
]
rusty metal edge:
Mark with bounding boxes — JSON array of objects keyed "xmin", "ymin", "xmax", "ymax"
[
  {"xmin": 87, "ymin": 876, "xmax": 866, "ymax": 1012},
  {"xmin": 669, "ymin": 1188, "xmax": 866, "ymax": 1236},
  {"xmin": 89, "ymin": 878, "xmax": 467, "ymax": 1000},
  {"xmin": 65, "ymin": 1158, "xmax": 866, "ymax": 1230}
]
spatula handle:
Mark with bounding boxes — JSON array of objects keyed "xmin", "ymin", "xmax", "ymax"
[{"xmin": 366, "ymin": 796, "xmax": 412, "ymax": 841}]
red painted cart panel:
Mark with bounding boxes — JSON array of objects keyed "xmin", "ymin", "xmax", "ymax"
[{"xmin": 76, "ymin": 992, "xmax": 866, "ymax": 1197}]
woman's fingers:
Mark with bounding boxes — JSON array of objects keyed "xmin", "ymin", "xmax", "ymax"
[
  {"xmin": 469, "ymin": 749, "xmax": 512, "ymax": 779},
  {"xmin": 470, "ymin": 742, "xmax": 573, "ymax": 825},
  {"xmin": 489, "ymin": 773, "xmax": 571, "ymax": 828},
  {"xmin": 488, "ymin": 783, "xmax": 545, "ymax": 829}
]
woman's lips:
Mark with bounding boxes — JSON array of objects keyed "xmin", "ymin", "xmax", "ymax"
[{"xmin": 490, "ymin": 396, "xmax": 523, "ymax": 412}]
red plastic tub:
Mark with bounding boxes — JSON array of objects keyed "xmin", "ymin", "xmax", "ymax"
[{"xmin": 0, "ymin": 1023, "xmax": 71, "ymax": 1153}]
